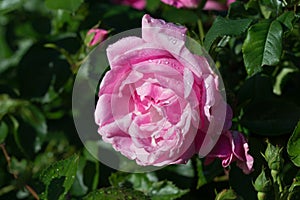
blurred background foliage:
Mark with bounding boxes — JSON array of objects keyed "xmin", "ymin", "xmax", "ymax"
[{"xmin": 0, "ymin": 0, "xmax": 300, "ymax": 199}]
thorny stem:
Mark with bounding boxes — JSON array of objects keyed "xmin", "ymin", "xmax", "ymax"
[{"xmin": 0, "ymin": 143, "xmax": 40, "ymax": 200}]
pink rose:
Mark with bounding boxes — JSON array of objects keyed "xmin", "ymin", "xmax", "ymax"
[
  {"xmin": 205, "ymin": 130, "xmax": 254, "ymax": 174},
  {"xmin": 86, "ymin": 28, "xmax": 108, "ymax": 47},
  {"xmin": 203, "ymin": 0, "xmax": 235, "ymax": 10},
  {"xmin": 113, "ymin": 0, "xmax": 146, "ymax": 10},
  {"xmin": 160, "ymin": 0, "xmax": 235, "ymax": 9},
  {"xmin": 94, "ymin": 14, "xmax": 229, "ymax": 166},
  {"xmin": 160, "ymin": 0, "xmax": 200, "ymax": 8}
]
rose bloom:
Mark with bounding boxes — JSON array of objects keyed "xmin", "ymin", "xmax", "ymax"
[
  {"xmin": 205, "ymin": 130, "xmax": 254, "ymax": 174},
  {"xmin": 160, "ymin": 0, "xmax": 235, "ymax": 10},
  {"xmin": 86, "ymin": 28, "xmax": 108, "ymax": 47},
  {"xmin": 203, "ymin": 0, "xmax": 235, "ymax": 10},
  {"xmin": 113, "ymin": 0, "xmax": 146, "ymax": 10},
  {"xmin": 95, "ymin": 14, "xmax": 229, "ymax": 166}
]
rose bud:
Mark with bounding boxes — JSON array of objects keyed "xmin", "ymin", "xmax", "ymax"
[{"xmin": 85, "ymin": 28, "xmax": 108, "ymax": 47}]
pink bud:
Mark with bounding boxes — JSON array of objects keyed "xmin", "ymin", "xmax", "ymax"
[{"xmin": 86, "ymin": 29, "xmax": 108, "ymax": 47}]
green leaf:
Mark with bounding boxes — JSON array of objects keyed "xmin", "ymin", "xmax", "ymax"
[
  {"xmin": 150, "ymin": 180, "xmax": 189, "ymax": 200},
  {"xmin": 259, "ymin": 0, "xmax": 282, "ymax": 17},
  {"xmin": 242, "ymin": 20, "xmax": 283, "ymax": 75},
  {"xmin": 287, "ymin": 120, "xmax": 300, "ymax": 167},
  {"xmin": 204, "ymin": 17, "xmax": 253, "ymax": 51},
  {"xmin": 196, "ymin": 159, "xmax": 207, "ymax": 189},
  {"xmin": 241, "ymin": 99, "xmax": 300, "ymax": 136},
  {"xmin": 273, "ymin": 67, "xmax": 298, "ymax": 95},
  {"xmin": 83, "ymin": 187, "xmax": 150, "ymax": 200},
  {"xmin": 70, "ymin": 156, "xmax": 88, "ymax": 196},
  {"xmin": 215, "ymin": 189, "xmax": 238, "ymax": 200},
  {"xmin": 109, "ymin": 172, "xmax": 188, "ymax": 200},
  {"xmin": 0, "ymin": 0, "xmax": 23, "ymax": 14},
  {"xmin": 39, "ymin": 154, "xmax": 79, "ymax": 200},
  {"xmin": 0, "ymin": 94, "xmax": 20, "ymax": 119},
  {"xmin": 277, "ymin": 11, "xmax": 296, "ymax": 30},
  {"xmin": 0, "ymin": 121, "xmax": 8, "ymax": 143},
  {"xmin": 253, "ymin": 168, "xmax": 272, "ymax": 192},
  {"xmin": 45, "ymin": 0, "xmax": 83, "ymax": 12}
]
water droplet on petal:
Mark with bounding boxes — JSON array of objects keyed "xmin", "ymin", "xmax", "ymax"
[{"xmin": 165, "ymin": 61, "xmax": 169, "ymax": 64}]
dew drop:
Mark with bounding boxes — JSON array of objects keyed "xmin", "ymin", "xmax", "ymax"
[
  {"xmin": 148, "ymin": 59, "xmax": 153, "ymax": 63},
  {"xmin": 165, "ymin": 61, "xmax": 169, "ymax": 65},
  {"xmin": 71, "ymin": 175, "xmax": 75, "ymax": 179},
  {"xmin": 172, "ymin": 40, "xmax": 177, "ymax": 44}
]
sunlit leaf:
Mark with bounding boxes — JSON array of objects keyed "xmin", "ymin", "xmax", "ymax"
[
  {"xmin": 39, "ymin": 154, "xmax": 79, "ymax": 200},
  {"xmin": 109, "ymin": 172, "xmax": 188, "ymax": 200},
  {"xmin": 242, "ymin": 20, "xmax": 283, "ymax": 75},
  {"xmin": 83, "ymin": 187, "xmax": 150, "ymax": 200},
  {"xmin": 204, "ymin": 17, "xmax": 252, "ymax": 51}
]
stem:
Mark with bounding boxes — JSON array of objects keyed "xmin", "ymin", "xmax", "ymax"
[
  {"xmin": 197, "ymin": 18, "xmax": 205, "ymax": 46},
  {"xmin": 271, "ymin": 170, "xmax": 283, "ymax": 200},
  {"xmin": 0, "ymin": 144, "xmax": 40, "ymax": 200},
  {"xmin": 0, "ymin": 185, "xmax": 15, "ymax": 196}
]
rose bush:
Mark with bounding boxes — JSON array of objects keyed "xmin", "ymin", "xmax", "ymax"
[{"xmin": 94, "ymin": 14, "xmax": 229, "ymax": 166}]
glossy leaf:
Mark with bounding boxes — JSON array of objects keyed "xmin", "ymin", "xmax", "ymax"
[
  {"xmin": 39, "ymin": 154, "xmax": 79, "ymax": 200},
  {"xmin": 109, "ymin": 172, "xmax": 188, "ymax": 200},
  {"xmin": 204, "ymin": 17, "xmax": 253, "ymax": 51},
  {"xmin": 287, "ymin": 120, "xmax": 300, "ymax": 167},
  {"xmin": 83, "ymin": 187, "xmax": 150, "ymax": 200},
  {"xmin": 242, "ymin": 20, "xmax": 283, "ymax": 75},
  {"xmin": 277, "ymin": 11, "xmax": 295, "ymax": 30}
]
